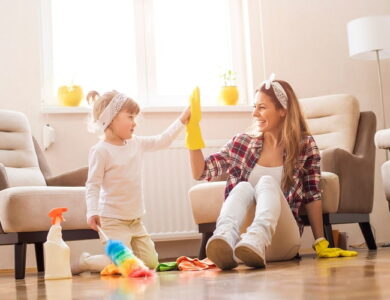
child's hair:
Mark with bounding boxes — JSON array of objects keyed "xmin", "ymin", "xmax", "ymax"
[{"xmin": 87, "ymin": 90, "xmax": 140, "ymax": 123}]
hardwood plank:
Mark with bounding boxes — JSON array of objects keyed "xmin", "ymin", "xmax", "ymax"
[{"xmin": 0, "ymin": 248, "xmax": 388, "ymax": 299}]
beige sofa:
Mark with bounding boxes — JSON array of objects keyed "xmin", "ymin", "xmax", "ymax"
[
  {"xmin": 375, "ymin": 129, "xmax": 390, "ymax": 207},
  {"xmin": 189, "ymin": 94, "xmax": 377, "ymax": 258},
  {"xmin": 0, "ymin": 110, "xmax": 97, "ymax": 279}
]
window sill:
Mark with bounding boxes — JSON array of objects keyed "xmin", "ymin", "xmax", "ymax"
[
  {"xmin": 41, "ymin": 104, "xmax": 253, "ymax": 114},
  {"xmin": 41, "ymin": 105, "xmax": 91, "ymax": 114}
]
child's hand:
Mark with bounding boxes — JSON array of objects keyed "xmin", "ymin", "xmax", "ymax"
[
  {"xmin": 180, "ymin": 106, "xmax": 191, "ymax": 125},
  {"xmin": 88, "ymin": 215, "xmax": 101, "ymax": 231}
]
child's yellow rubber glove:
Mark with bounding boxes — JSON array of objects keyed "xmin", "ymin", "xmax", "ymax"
[
  {"xmin": 185, "ymin": 87, "xmax": 205, "ymax": 150},
  {"xmin": 313, "ymin": 238, "xmax": 358, "ymax": 258}
]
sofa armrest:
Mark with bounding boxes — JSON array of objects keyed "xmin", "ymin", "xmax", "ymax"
[
  {"xmin": 0, "ymin": 163, "xmax": 10, "ymax": 191},
  {"xmin": 382, "ymin": 161, "xmax": 390, "ymax": 203},
  {"xmin": 189, "ymin": 181, "xmax": 226, "ymax": 225},
  {"xmin": 0, "ymin": 186, "xmax": 88, "ymax": 232},
  {"xmin": 300, "ymin": 171, "xmax": 339, "ymax": 215},
  {"xmin": 321, "ymin": 147, "xmax": 373, "ymax": 213},
  {"xmin": 46, "ymin": 167, "xmax": 88, "ymax": 187},
  {"xmin": 375, "ymin": 129, "xmax": 390, "ymax": 150}
]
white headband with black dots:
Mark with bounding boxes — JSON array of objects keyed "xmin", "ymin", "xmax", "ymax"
[
  {"xmin": 97, "ymin": 93, "xmax": 128, "ymax": 131},
  {"xmin": 260, "ymin": 73, "xmax": 288, "ymax": 109}
]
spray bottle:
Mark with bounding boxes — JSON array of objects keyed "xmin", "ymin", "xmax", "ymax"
[{"xmin": 44, "ymin": 207, "xmax": 72, "ymax": 280}]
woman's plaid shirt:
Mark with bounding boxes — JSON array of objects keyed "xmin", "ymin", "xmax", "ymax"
[{"xmin": 200, "ymin": 133, "xmax": 322, "ymax": 235}]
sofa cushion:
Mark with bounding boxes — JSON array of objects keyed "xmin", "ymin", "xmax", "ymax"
[
  {"xmin": 299, "ymin": 94, "xmax": 360, "ymax": 153},
  {"xmin": 189, "ymin": 172, "xmax": 339, "ymax": 225},
  {"xmin": 189, "ymin": 181, "xmax": 225, "ymax": 225},
  {"xmin": 0, "ymin": 186, "xmax": 89, "ymax": 232},
  {"xmin": 0, "ymin": 110, "xmax": 46, "ymax": 187}
]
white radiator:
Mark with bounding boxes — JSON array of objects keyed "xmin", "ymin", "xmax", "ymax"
[{"xmin": 141, "ymin": 139, "xmax": 227, "ymax": 241}]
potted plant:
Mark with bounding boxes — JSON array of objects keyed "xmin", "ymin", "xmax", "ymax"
[
  {"xmin": 58, "ymin": 84, "xmax": 84, "ymax": 106},
  {"xmin": 219, "ymin": 69, "xmax": 239, "ymax": 105}
]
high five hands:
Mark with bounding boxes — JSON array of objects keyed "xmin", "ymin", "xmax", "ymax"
[{"xmin": 185, "ymin": 87, "xmax": 205, "ymax": 150}]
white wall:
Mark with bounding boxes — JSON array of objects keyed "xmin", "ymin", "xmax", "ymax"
[
  {"xmin": 258, "ymin": 0, "xmax": 390, "ymax": 251},
  {"xmin": 0, "ymin": 0, "xmax": 390, "ymax": 270}
]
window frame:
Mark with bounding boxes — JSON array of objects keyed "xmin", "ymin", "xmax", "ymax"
[{"xmin": 40, "ymin": 0, "xmax": 260, "ymax": 108}]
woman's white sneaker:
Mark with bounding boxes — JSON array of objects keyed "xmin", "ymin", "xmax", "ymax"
[
  {"xmin": 234, "ymin": 232, "xmax": 266, "ymax": 268},
  {"xmin": 206, "ymin": 224, "xmax": 239, "ymax": 270}
]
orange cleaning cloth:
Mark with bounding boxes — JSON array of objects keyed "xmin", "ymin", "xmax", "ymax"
[{"xmin": 176, "ymin": 256, "xmax": 217, "ymax": 271}]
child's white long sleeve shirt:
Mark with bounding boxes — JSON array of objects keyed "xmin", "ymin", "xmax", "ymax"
[{"xmin": 86, "ymin": 119, "xmax": 184, "ymax": 220}]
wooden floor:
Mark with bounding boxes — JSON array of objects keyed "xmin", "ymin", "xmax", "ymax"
[{"xmin": 1, "ymin": 248, "xmax": 390, "ymax": 299}]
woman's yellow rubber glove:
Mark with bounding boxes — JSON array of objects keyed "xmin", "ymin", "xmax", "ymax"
[
  {"xmin": 313, "ymin": 238, "xmax": 358, "ymax": 258},
  {"xmin": 185, "ymin": 87, "xmax": 205, "ymax": 150}
]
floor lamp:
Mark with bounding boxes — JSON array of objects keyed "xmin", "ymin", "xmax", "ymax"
[{"xmin": 347, "ymin": 15, "xmax": 390, "ymax": 159}]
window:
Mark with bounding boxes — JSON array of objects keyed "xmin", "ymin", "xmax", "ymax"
[{"xmin": 41, "ymin": 0, "xmax": 249, "ymax": 107}]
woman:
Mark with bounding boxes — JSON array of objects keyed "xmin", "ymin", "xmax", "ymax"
[{"xmin": 187, "ymin": 74, "xmax": 357, "ymax": 270}]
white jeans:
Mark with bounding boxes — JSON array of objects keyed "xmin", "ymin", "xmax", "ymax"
[{"xmin": 216, "ymin": 176, "xmax": 301, "ymax": 262}]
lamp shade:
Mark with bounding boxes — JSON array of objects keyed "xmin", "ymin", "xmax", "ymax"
[{"xmin": 347, "ymin": 15, "xmax": 390, "ymax": 60}]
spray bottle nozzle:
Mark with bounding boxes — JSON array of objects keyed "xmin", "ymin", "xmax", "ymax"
[{"xmin": 48, "ymin": 207, "xmax": 68, "ymax": 225}]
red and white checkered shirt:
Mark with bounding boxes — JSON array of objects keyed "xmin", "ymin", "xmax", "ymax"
[{"xmin": 200, "ymin": 133, "xmax": 322, "ymax": 235}]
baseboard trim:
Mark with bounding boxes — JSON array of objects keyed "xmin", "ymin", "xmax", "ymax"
[{"xmin": 0, "ymin": 267, "xmax": 37, "ymax": 274}]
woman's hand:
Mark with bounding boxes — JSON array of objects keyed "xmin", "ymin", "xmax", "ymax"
[
  {"xmin": 180, "ymin": 106, "xmax": 191, "ymax": 125},
  {"xmin": 185, "ymin": 87, "xmax": 205, "ymax": 150},
  {"xmin": 87, "ymin": 215, "xmax": 101, "ymax": 231},
  {"xmin": 313, "ymin": 238, "xmax": 357, "ymax": 258}
]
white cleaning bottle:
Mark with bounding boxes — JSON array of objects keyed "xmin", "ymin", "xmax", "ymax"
[{"xmin": 44, "ymin": 207, "xmax": 72, "ymax": 280}]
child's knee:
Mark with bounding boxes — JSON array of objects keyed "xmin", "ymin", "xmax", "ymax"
[
  {"xmin": 132, "ymin": 236, "xmax": 159, "ymax": 269},
  {"xmin": 140, "ymin": 252, "xmax": 159, "ymax": 269}
]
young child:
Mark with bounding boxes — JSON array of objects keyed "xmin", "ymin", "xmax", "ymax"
[{"xmin": 72, "ymin": 90, "xmax": 190, "ymax": 274}]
